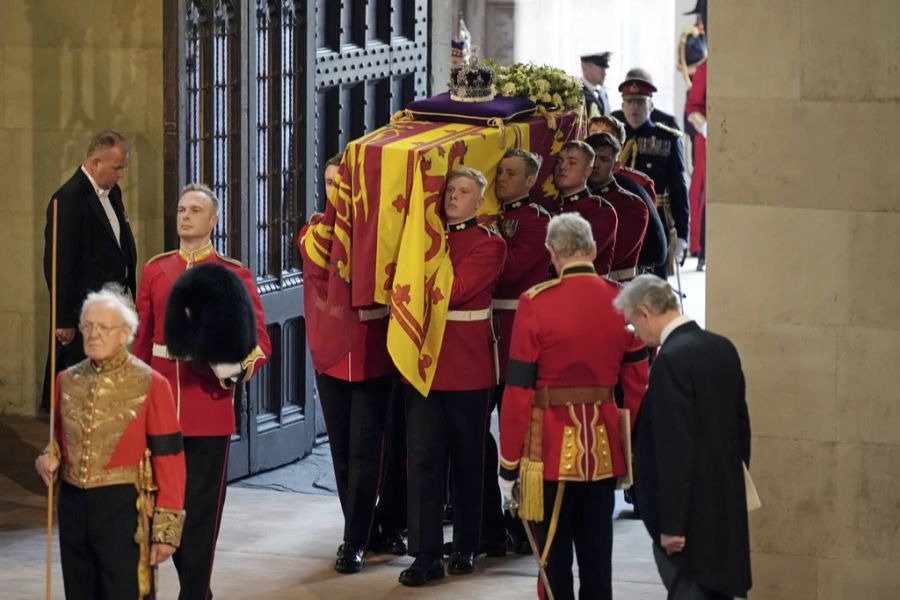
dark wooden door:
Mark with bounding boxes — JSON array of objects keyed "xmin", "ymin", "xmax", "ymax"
[{"xmin": 164, "ymin": 0, "xmax": 429, "ymax": 481}]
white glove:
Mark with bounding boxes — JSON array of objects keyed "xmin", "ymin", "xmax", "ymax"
[
  {"xmin": 675, "ymin": 237, "xmax": 688, "ymax": 265},
  {"xmin": 700, "ymin": 122, "xmax": 707, "ymax": 138},
  {"xmin": 499, "ymin": 476, "xmax": 517, "ymax": 507},
  {"xmin": 211, "ymin": 362, "xmax": 242, "ymax": 380}
]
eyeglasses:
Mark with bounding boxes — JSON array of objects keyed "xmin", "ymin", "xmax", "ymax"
[{"xmin": 78, "ymin": 322, "xmax": 127, "ymax": 336}]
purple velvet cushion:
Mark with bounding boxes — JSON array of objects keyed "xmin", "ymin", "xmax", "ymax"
[{"xmin": 405, "ymin": 92, "xmax": 536, "ymax": 125}]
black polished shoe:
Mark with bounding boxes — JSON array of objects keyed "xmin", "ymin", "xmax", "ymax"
[
  {"xmin": 507, "ymin": 531, "xmax": 532, "ymax": 555},
  {"xmin": 447, "ymin": 551, "xmax": 475, "ymax": 575},
  {"xmin": 399, "ymin": 554, "xmax": 445, "ymax": 586},
  {"xmin": 334, "ymin": 542, "xmax": 365, "ymax": 574},
  {"xmin": 380, "ymin": 532, "xmax": 407, "ymax": 556},
  {"xmin": 697, "ymin": 258, "xmax": 705, "ymax": 272}
]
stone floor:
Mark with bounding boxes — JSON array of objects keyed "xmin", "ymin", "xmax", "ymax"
[
  {"xmin": 0, "ymin": 413, "xmax": 666, "ymax": 599},
  {"xmin": 0, "ymin": 259, "xmax": 705, "ymax": 599}
]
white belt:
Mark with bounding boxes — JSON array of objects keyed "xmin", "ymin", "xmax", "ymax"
[
  {"xmin": 608, "ymin": 267, "xmax": 638, "ymax": 282},
  {"xmin": 491, "ymin": 298, "xmax": 519, "ymax": 311},
  {"xmin": 446, "ymin": 308, "xmax": 491, "ymax": 322},
  {"xmin": 152, "ymin": 343, "xmax": 175, "ymax": 360},
  {"xmin": 359, "ymin": 306, "xmax": 390, "ymax": 322}
]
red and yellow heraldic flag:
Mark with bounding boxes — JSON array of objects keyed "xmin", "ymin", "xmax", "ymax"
[{"xmin": 302, "ymin": 111, "xmax": 581, "ymax": 395}]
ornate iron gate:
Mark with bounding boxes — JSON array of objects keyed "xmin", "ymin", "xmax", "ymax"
[{"xmin": 163, "ymin": 0, "xmax": 429, "ymax": 480}]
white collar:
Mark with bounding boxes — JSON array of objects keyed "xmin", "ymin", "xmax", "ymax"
[
  {"xmin": 660, "ymin": 314, "xmax": 694, "ymax": 346},
  {"xmin": 81, "ymin": 165, "xmax": 109, "ymax": 198}
]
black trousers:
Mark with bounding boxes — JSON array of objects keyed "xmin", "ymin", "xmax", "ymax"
[
  {"xmin": 316, "ymin": 372, "xmax": 392, "ymax": 544},
  {"xmin": 481, "ymin": 384, "xmax": 518, "ymax": 547},
  {"xmin": 58, "ymin": 482, "xmax": 140, "ymax": 600},
  {"xmin": 173, "ymin": 435, "xmax": 230, "ymax": 600},
  {"xmin": 405, "ymin": 385, "xmax": 491, "ymax": 557},
  {"xmin": 538, "ymin": 479, "xmax": 616, "ymax": 600},
  {"xmin": 652, "ymin": 544, "xmax": 732, "ymax": 600},
  {"xmin": 374, "ymin": 379, "xmax": 407, "ymax": 537}
]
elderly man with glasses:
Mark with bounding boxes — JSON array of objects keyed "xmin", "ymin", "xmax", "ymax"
[{"xmin": 35, "ymin": 285, "xmax": 186, "ymax": 600}]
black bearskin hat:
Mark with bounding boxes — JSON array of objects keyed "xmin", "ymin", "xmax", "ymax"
[{"xmin": 164, "ymin": 262, "xmax": 257, "ymax": 364}]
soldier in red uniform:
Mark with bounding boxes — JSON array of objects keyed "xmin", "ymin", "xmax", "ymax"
[
  {"xmin": 586, "ymin": 132, "xmax": 649, "ymax": 283},
  {"xmin": 485, "ymin": 147, "xmax": 552, "ymax": 555},
  {"xmin": 554, "ymin": 140, "xmax": 618, "ymax": 275},
  {"xmin": 36, "ymin": 287, "xmax": 186, "ymax": 599},
  {"xmin": 498, "ymin": 213, "xmax": 649, "ymax": 600},
  {"xmin": 399, "ymin": 167, "xmax": 507, "ymax": 587},
  {"xmin": 588, "ymin": 116, "xmax": 667, "ymax": 272},
  {"xmin": 298, "ymin": 155, "xmax": 398, "ymax": 574},
  {"xmin": 132, "ymin": 183, "xmax": 270, "ymax": 600},
  {"xmin": 686, "ymin": 59, "xmax": 708, "ymax": 270}
]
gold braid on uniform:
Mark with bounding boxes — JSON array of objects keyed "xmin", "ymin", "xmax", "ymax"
[
  {"xmin": 136, "ymin": 449, "xmax": 157, "ymax": 598},
  {"xmin": 620, "ymin": 138, "xmax": 638, "ymax": 169},
  {"xmin": 152, "ymin": 507, "xmax": 186, "ymax": 547}
]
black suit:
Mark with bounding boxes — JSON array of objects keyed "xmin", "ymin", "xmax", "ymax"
[
  {"xmin": 583, "ymin": 82, "xmax": 610, "ymax": 117},
  {"xmin": 41, "ymin": 168, "xmax": 137, "ymax": 409},
  {"xmin": 635, "ymin": 321, "xmax": 752, "ymax": 599}
]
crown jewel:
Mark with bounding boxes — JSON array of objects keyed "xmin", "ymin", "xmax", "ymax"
[{"xmin": 449, "ymin": 48, "xmax": 495, "ymax": 103}]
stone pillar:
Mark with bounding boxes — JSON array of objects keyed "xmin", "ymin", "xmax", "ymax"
[
  {"xmin": 709, "ymin": 1, "xmax": 900, "ymax": 597},
  {"xmin": 0, "ymin": 0, "xmax": 164, "ymax": 415}
]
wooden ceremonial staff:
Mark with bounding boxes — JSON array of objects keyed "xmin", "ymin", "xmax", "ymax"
[{"xmin": 45, "ymin": 198, "xmax": 58, "ymax": 600}]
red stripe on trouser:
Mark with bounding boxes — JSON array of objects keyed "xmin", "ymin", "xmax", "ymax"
[{"xmin": 204, "ymin": 438, "xmax": 230, "ymax": 600}]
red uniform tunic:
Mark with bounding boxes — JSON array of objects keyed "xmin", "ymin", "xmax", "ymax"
[
  {"xmin": 54, "ymin": 351, "xmax": 186, "ymax": 534},
  {"xmin": 132, "ymin": 244, "xmax": 271, "ymax": 436},
  {"xmin": 686, "ymin": 60, "xmax": 708, "ymax": 255},
  {"xmin": 298, "ymin": 223, "xmax": 394, "ymax": 382},
  {"xmin": 499, "ymin": 263, "xmax": 648, "ymax": 482},
  {"xmin": 558, "ymin": 188, "xmax": 618, "ymax": 275},
  {"xmin": 595, "ymin": 180, "xmax": 649, "ymax": 279},
  {"xmin": 493, "ymin": 197, "xmax": 552, "ymax": 381},
  {"xmin": 616, "ymin": 165, "xmax": 657, "ymax": 205},
  {"xmin": 432, "ymin": 217, "xmax": 507, "ymax": 391}
]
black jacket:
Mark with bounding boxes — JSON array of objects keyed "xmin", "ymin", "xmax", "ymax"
[
  {"xmin": 635, "ymin": 321, "xmax": 752, "ymax": 597},
  {"xmin": 622, "ymin": 119, "xmax": 690, "ymax": 241},
  {"xmin": 43, "ymin": 168, "xmax": 137, "ymax": 328}
]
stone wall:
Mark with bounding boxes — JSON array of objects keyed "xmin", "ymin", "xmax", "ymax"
[
  {"xmin": 0, "ymin": 0, "xmax": 164, "ymax": 414},
  {"xmin": 708, "ymin": 1, "xmax": 900, "ymax": 597}
]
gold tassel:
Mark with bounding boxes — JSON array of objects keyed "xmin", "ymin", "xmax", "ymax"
[
  {"xmin": 535, "ymin": 105, "xmax": 558, "ymax": 130},
  {"xmin": 518, "ymin": 458, "xmax": 545, "ymax": 521},
  {"xmin": 390, "ymin": 109, "xmax": 414, "ymax": 124},
  {"xmin": 135, "ymin": 449, "xmax": 157, "ymax": 599},
  {"xmin": 486, "ymin": 117, "xmax": 508, "ymax": 148},
  {"xmin": 620, "ymin": 138, "xmax": 638, "ymax": 169}
]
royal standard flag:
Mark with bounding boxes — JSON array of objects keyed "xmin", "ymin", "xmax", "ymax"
[{"xmin": 304, "ymin": 111, "xmax": 581, "ymax": 395}]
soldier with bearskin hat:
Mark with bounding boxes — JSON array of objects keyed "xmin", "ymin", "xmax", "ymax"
[{"xmin": 132, "ymin": 183, "xmax": 271, "ymax": 600}]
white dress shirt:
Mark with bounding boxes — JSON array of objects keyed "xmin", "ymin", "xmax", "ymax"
[
  {"xmin": 660, "ymin": 314, "xmax": 695, "ymax": 346},
  {"xmin": 81, "ymin": 165, "xmax": 121, "ymax": 246}
]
